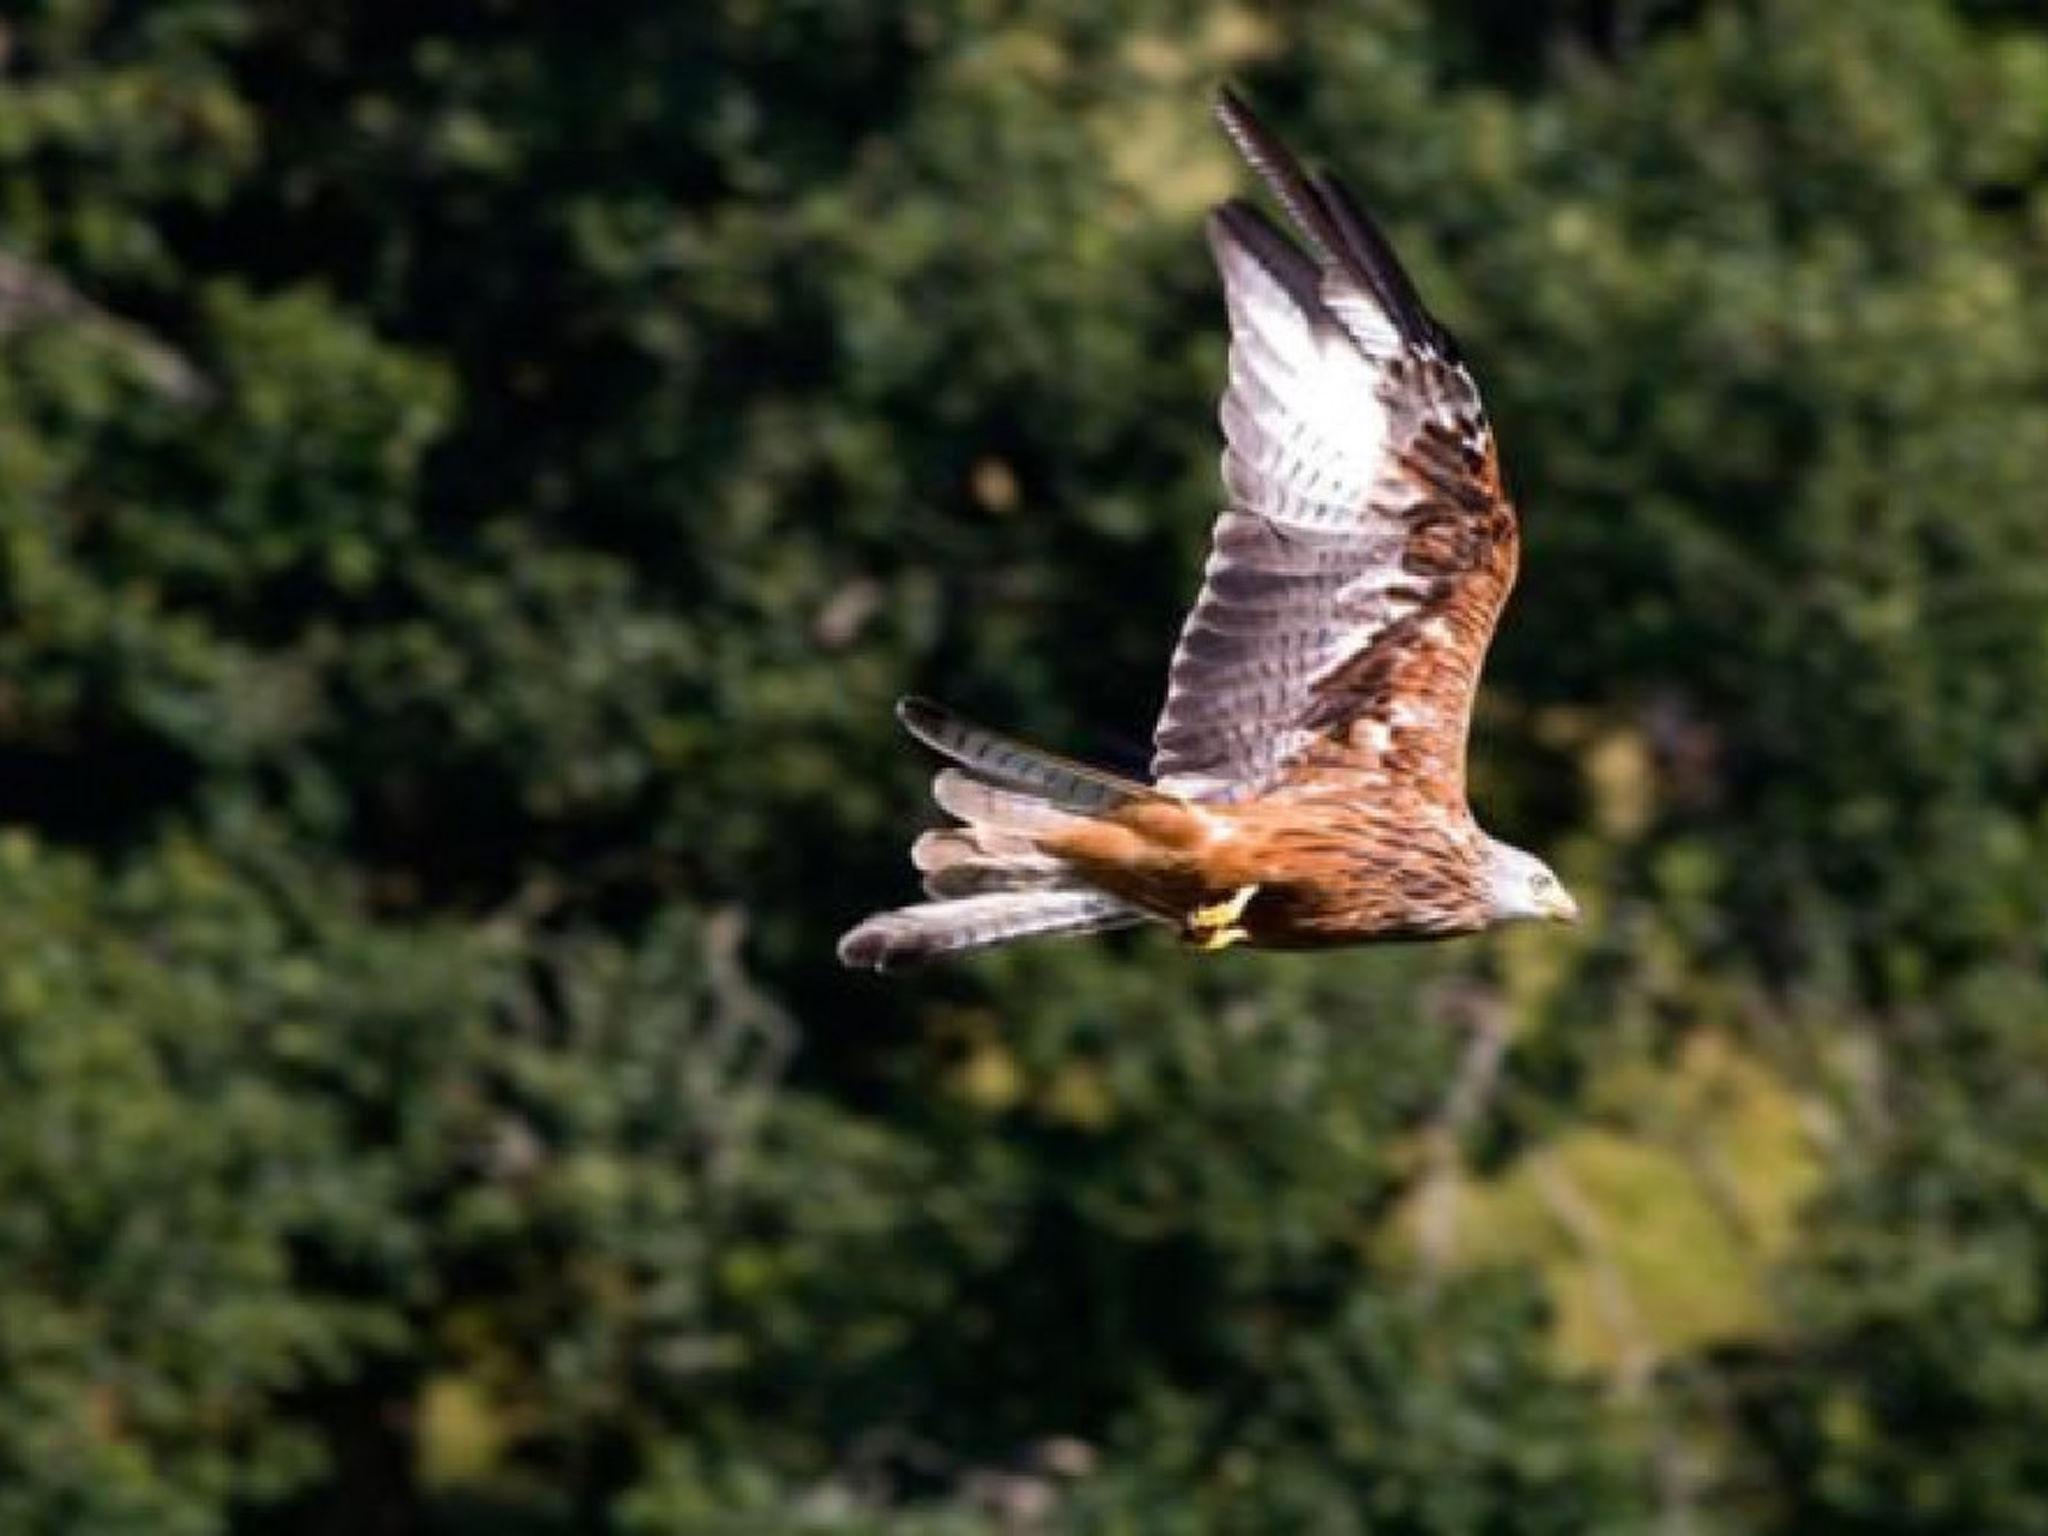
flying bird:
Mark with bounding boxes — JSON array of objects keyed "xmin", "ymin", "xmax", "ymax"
[{"xmin": 839, "ymin": 89, "xmax": 1578, "ymax": 972}]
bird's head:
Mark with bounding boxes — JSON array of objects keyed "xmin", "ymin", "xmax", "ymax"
[{"xmin": 1481, "ymin": 839, "xmax": 1579, "ymax": 927}]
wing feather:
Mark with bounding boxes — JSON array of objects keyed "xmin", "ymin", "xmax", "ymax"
[{"xmin": 1150, "ymin": 94, "xmax": 1518, "ymax": 805}]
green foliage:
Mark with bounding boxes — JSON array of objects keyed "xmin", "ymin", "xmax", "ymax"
[{"xmin": 7, "ymin": 0, "xmax": 2048, "ymax": 1530}]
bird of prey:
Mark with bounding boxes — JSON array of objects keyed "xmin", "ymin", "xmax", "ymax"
[{"xmin": 839, "ymin": 89, "xmax": 1579, "ymax": 972}]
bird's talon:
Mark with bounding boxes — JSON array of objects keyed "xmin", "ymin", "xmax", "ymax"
[
  {"xmin": 1184, "ymin": 884, "xmax": 1259, "ymax": 951},
  {"xmin": 1189, "ymin": 884, "xmax": 1258, "ymax": 929}
]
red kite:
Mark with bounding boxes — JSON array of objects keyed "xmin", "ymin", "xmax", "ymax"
[{"xmin": 840, "ymin": 90, "xmax": 1577, "ymax": 971}]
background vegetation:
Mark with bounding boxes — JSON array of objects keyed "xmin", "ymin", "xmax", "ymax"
[{"xmin": 7, "ymin": 0, "xmax": 2048, "ymax": 1530}]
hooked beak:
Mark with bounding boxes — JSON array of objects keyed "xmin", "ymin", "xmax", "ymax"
[{"xmin": 1547, "ymin": 887, "xmax": 1582, "ymax": 925}]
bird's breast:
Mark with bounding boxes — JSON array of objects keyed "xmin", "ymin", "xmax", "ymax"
[{"xmin": 1221, "ymin": 797, "xmax": 1490, "ymax": 946}]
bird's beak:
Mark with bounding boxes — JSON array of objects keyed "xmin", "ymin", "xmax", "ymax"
[{"xmin": 1547, "ymin": 888, "xmax": 1582, "ymax": 925}]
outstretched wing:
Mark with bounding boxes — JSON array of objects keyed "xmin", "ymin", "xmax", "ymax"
[{"xmin": 1150, "ymin": 89, "xmax": 1518, "ymax": 804}]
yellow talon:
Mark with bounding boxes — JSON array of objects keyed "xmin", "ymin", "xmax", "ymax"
[
  {"xmin": 1190, "ymin": 884, "xmax": 1258, "ymax": 929},
  {"xmin": 1184, "ymin": 884, "xmax": 1258, "ymax": 952}
]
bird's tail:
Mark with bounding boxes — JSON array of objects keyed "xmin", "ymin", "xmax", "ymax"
[{"xmin": 837, "ymin": 698, "xmax": 1156, "ymax": 971}]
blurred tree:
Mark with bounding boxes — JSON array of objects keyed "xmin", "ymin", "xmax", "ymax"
[{"xmin": 7, "ymin": 0, "xmax": 2048, "ymax": 1530}]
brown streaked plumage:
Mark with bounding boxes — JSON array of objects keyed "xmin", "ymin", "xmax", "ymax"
[{"xmin": 838, "ymin": 89, "xmax": 1578, "ymax": 973}]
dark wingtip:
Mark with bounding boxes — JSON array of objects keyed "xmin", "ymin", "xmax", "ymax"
[
  {"xmin": 1210, "ymin": 83, "xmax": 1273, "ymax": 171},
  {"xmin": 1208, "ymin": 195, "xmax": 1271, "ymax": 245},
  {"xmin": 1207, "ymin": 84, "xmax": 1340, "ymax": 270},
  {"xmin": 1213, "ymin": 83, "xmax": 1268, "ymax": 144},
  {"xmin": 1309, "ymin": 174, "xmax": 1446, "ymax": 351},
  {"xmin": 1208, "ymin": 198, "xmax": 1323, "ymax": 317},
  {"xmin": 1213, "ymin": 85, "xmax": 1450, "ymax": 357}
]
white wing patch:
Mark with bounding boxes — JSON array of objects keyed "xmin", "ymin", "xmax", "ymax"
[{"xmin": 1150, "ymin": 216, "xmax": 1452, "ymax": 801}]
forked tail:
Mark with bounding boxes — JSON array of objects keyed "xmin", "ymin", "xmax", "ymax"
[{"xmin": 837, "ymin": 698, "xmax": 1157, "ymax": 971}]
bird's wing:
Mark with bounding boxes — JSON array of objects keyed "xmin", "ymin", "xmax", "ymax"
[{"xmin": 1150, "ymin": 90, "xmax": 1518, "ymax": 805}]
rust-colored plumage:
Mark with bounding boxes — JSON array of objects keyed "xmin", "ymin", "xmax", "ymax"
[{"xmin": 839, "ymin": 90, "xmax": 1576, "ymax": 972}]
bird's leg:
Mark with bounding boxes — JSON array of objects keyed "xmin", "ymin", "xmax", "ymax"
[{"xmin": 1183, "ymin": 883, "xmax": 1259, "ymax": 952}]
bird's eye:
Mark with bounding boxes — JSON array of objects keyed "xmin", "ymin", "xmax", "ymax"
[{"xmin": 1532, "ymin": 873, "xmax": 1553, "ymax": 891}]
